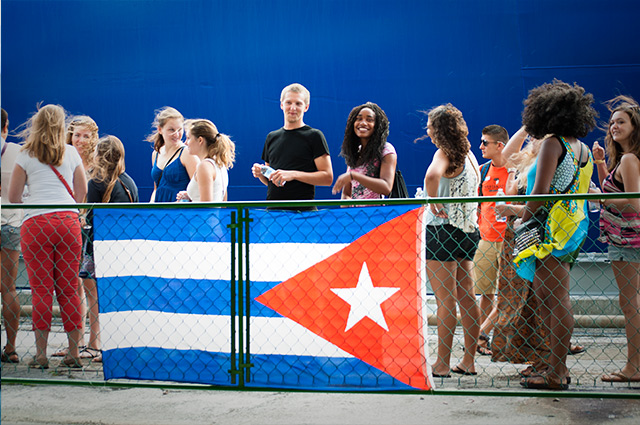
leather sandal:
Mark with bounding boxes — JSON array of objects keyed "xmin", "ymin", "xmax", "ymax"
[
  {"xmin": 28, "ymin": 356, "xmax": 49, "ymax": 369},
  {"xmin": 520, "ymin": 373, "xmax": 569, "ymax": 391},
  {"xmin": 62, "ymin": 356, "xmax": 83, "ymax": 368},
  {"xmin": 1, "ymin": 349, "xmax": 19, "ymax": 363}
]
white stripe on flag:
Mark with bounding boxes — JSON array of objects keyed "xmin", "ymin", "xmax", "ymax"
[
  {"xmin": 101, "ymin": 311, "xmax": 350, "ymax": 358},
  {"xmin": 95, "ymin": 240, "xmax": 347, "ymax": 281}
]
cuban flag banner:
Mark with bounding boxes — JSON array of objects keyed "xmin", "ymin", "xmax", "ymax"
[{"xmin": 94, "ymin": 205, "xmax": 432, "ymax": 391}]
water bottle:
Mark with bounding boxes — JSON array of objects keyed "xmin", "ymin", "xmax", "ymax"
[
  {"xmin": 495, "ymin": 188, "xmax": 507, "ymax": 222},
  {"xmin": 261, "ymin": 165, "xmax": 285, "ymax": 186},
  {"xmin": 415, "ymin": 187, "xmax": 425, "ymax": 198}
]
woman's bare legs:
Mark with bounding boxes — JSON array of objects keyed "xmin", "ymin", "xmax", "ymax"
[
  {"xmin": 1, "ymin": 247, "xmax": 21, "ymax": 357},
  {"xmin": 427, "ymin": 259, "xmax": 459, "ymax": 376},
  {"xmin": 532, "ymin": 255, "xmax": 572, "ymax": 382},
  {"xmin": 456, "ymin": 259, "xmax": 479, "ymax": 372},
  {"xmin": 605, "ymin": 260, "xmax": 640, "ymax": 380}
]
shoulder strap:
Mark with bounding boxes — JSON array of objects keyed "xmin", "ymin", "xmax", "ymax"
[
  {"xmin": 49, "ymin": 165, "xmax": 75, "ymax": 199},
  {"xmin": 478, "ymin": 162, "xmax": 491, "ymax": 196},
  {"xmin": 558, "ymin": 138, "xmax": 582, "ymax": 194},
  {"xmin": 118, "ymin": 177, "xmax": 134, "ymax": 203},
  {"xmin": 158, "ymin": 146, "xmax": 184, "ymax": 183}
]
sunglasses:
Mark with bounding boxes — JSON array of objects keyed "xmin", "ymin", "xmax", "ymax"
[{"xmin": 481, "ymin": 139, "xmax": 502, "ymax": 146}]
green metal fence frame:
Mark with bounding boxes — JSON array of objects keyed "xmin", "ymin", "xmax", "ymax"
[{"xmin": 3, "ymin": 193, "xmax": 640, "ymax": 399}]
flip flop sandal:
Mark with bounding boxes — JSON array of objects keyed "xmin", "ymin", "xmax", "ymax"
[
  {"xmin": 80, "ymin": 347, "xmax": 103, "ymax": 362},
  {"xmin": 601, "ymin": 371, "xmax": 640, "ymax": 383},
  {"xmin": 568, "ymin": 345, "xmax": 586, "ymax": 355}
]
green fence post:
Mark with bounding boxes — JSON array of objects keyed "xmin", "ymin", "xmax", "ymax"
[
  {"xmin": 241, "ymin": 207, "xmax": 254, "ymax": 383},
  {"xmin": 227, "ymin": 210, "xmax": 239, "ymax": 385}
]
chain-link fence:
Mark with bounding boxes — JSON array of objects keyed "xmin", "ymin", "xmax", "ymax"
[{"xmin": 1, "ymin": 194, "xmax": 639, "ymax": 397}]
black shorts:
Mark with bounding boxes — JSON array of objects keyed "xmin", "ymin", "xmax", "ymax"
[{"xmin": 426, "ymin": 224, "xmax": 479, "ymax": 262}]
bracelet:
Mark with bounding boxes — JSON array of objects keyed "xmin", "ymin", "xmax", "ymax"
[
  {"xmin": 508, "ymin": 168, "xmax": 517, "ymax": 174},
  {"xmin": 594, "ymin": 159, "xmax": 605, "ymax": 164}
]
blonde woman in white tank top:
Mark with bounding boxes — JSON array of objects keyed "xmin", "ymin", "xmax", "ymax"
[{"xmin": 177, "ymin": 119, "xmax": 235, "ymax": 202}]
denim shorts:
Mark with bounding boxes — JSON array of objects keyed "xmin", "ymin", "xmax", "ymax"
[
  {"xmin": 608, "ymin": 244, "xmax": 640, "ymax": 263},
  {"xmin": 426, "ymin": 224, "xmax": 479, "ymax": 262},
  {"xmin": 1, "ymin": 224, "xmax": 21, "ymax": 251}
]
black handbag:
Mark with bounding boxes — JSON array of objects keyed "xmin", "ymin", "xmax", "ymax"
[
  {"xmin": 513, "ymin": 208, "xmax": 549, "ymax": 255},
  {"xmin": 389, "ymin": 168, "xmax": 409, "ymax": 198},
  {"xmin": 513, "ymin": 140, "xmax": 583, "ymax": 255}
]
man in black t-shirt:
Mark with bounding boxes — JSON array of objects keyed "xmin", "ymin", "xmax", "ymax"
[{"xmin": 252, "ymin": 83, "xmax": 332, "ymax": 209}]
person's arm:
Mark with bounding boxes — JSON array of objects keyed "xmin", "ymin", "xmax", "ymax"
[
  {"xmin": 73, "ymin": 165, "xmax": 88, "ymax": 203},
  {"xmin": 521, "ymin": 137, "xmax": 562, "ymax": 221},
  {"xmin": 150, "ymin": 151, "xmax": 158, "ymax": 202},
  {"xmin": 352, "ymin": 153, "xmax": 397, "ymax": 196},
  {"xmin": 591, "ymin": 141, "xmax": 609, "ymax": 187},
  {"xmin": 603, "ymin": 153, "xmax": 640, "ymax": 212},
  {"xmin": 502, "ymin": 126, "xmax": 528, "ymax": 166},
  {"xmin": 252, "ymin": 162, "xmax": 270, "ymax": 186},
  {"xmin": 332, "ymin": 153, "xmax": 397, "ymax": 197},
  {"xmin": 8, "ymin": 164, "xmax": 26, "ymax": 204},
  {"xmin": 181, "ymin": 150, "xmax": 200, "ymax": 179},
  {"xmin": 196, "ymin": 160, "xmax": 216, "ymax": 202},
  {"xmin": 270, "ymin": 154, "xmax": 333, "ymax": 187},
  {"xmin": 425, "ymin": 149, "xmax": 449, "ymax": 217}
]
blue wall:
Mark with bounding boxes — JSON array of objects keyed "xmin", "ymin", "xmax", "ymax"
[{"xmin": 2, "ymin": 0, "xmax": 639, "ymax": 203}]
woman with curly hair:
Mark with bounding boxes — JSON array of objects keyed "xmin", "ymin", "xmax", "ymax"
[
  {"xmin": 332, "ymin": 102, "xmax": 397, "ymax": 199},
  {"xmin": 50, "ymin": 115, "xmax": 99, "ymax": 359},
  {"xmin": 592, "ymin": 96, "xmax": 640, "ymax": 383},
  {"xmin": 515, "ymin": 80, "xmax": 596, "ymax": 390},
  {"xmin": 418, "ymin": 104, "xmax": 481, "ymax": 378}
]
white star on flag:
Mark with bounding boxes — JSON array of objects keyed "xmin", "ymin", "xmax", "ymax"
[{"xmin": 331, "ymin": 262, "xmax": 400, "ymax": 332}]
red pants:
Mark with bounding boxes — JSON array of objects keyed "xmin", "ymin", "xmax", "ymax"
[{"xmin": 21, "ymin": 212, "xmax": 82, "ymax": 332}]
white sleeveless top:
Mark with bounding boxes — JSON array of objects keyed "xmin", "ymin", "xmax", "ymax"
[{"xmin": 186, "ymin": 158, "xmax": 228, "ymax": 202}]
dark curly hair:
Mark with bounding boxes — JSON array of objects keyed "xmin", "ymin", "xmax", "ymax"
[
  {"xmin": 602, "ymin": 95, "xmax": 640, "ymax": 171},
  {"xmin": 416, "ymin": 104, "xmax": 470, "ymax": 175},
  {"xmin": 340, "ymin": 102, "xmax": 390, "ymax": 169},
  {"xmin": 522, "ymin": 79, "xmax": 597, "ymax": 140}
]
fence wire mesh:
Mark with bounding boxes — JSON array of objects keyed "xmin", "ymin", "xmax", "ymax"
[{"xmin": 1, "ymin": 194, "xmax": 639, "ymax": 396}]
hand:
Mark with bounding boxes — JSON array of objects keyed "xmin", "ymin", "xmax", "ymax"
[
  {"xmin": 176, "ymin": 191, "xmax": 190, "ymax": 201},
  {"xmin": 592, "ymin": 141, "xmax": 605, "ymax": 162},
  {"xmin": 494, "ymin": 204, "xmax": 513, "ymax": 217},
  {"xmin": 332, "ymin": 172, "xmax": 352, "ymax": 195},
  {"xmin": 270, "ymin": 169, "xmax": 294, "ymax": 187},
  {"xmin": 430, "ymin": 203, "xmax": 447, "ymax": 218},
  {"xmin": 251, "ymin": 163, "xmax": 264, "ymax": 179}
]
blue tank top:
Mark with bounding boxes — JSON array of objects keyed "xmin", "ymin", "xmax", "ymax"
[{"xmin": 151, "ymin": 147, "xmax": 190, "ymax": 202}]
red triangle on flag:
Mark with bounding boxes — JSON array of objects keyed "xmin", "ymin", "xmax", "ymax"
[{"xmin": 255, "ymin": 207, "xmax": 431, "ymax": 390}]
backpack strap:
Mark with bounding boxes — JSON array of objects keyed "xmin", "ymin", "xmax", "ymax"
[{"xmin": 478, "ymin": 162, "xmax": 491, "ymax": 196}]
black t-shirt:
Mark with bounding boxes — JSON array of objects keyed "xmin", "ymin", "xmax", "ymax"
[
  {"xmin": 261, "ymin": 125, "xmax": 330, "ymax": 202},
  {"xmin": 85, "ymin": 172, "xmax": 139, "ymax": 254}
]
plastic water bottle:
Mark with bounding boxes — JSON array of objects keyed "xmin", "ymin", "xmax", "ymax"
[
  {"xmin": 415, "ymin": 187, "xmax": 425, "ymax": 198},
  {"xmin": 261, "ymin": 165, "xmax": 285, "ymax": 186},
  {"xmin": 495, "ymin": 188, "xmax": 507, "ymax": 222}
]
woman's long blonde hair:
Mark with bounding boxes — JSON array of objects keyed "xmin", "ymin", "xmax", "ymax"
[
  {"xmin": 189, "ymin": 119, "xmax": 235, "ymax": 169},
  {"xmin": 146, "ymin": 107, "xmax": 184, "ymax": 153},
  {"xmin": 91, "ymin": 135, "xmax": 127, "ymax": 203},
  {"xmin": 66, "ymin": 115, "xmax": 99, "ymax": 169},
  {"xmin": 19, "ymin": 104, "xmax": 67, "ymax": 166}
]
